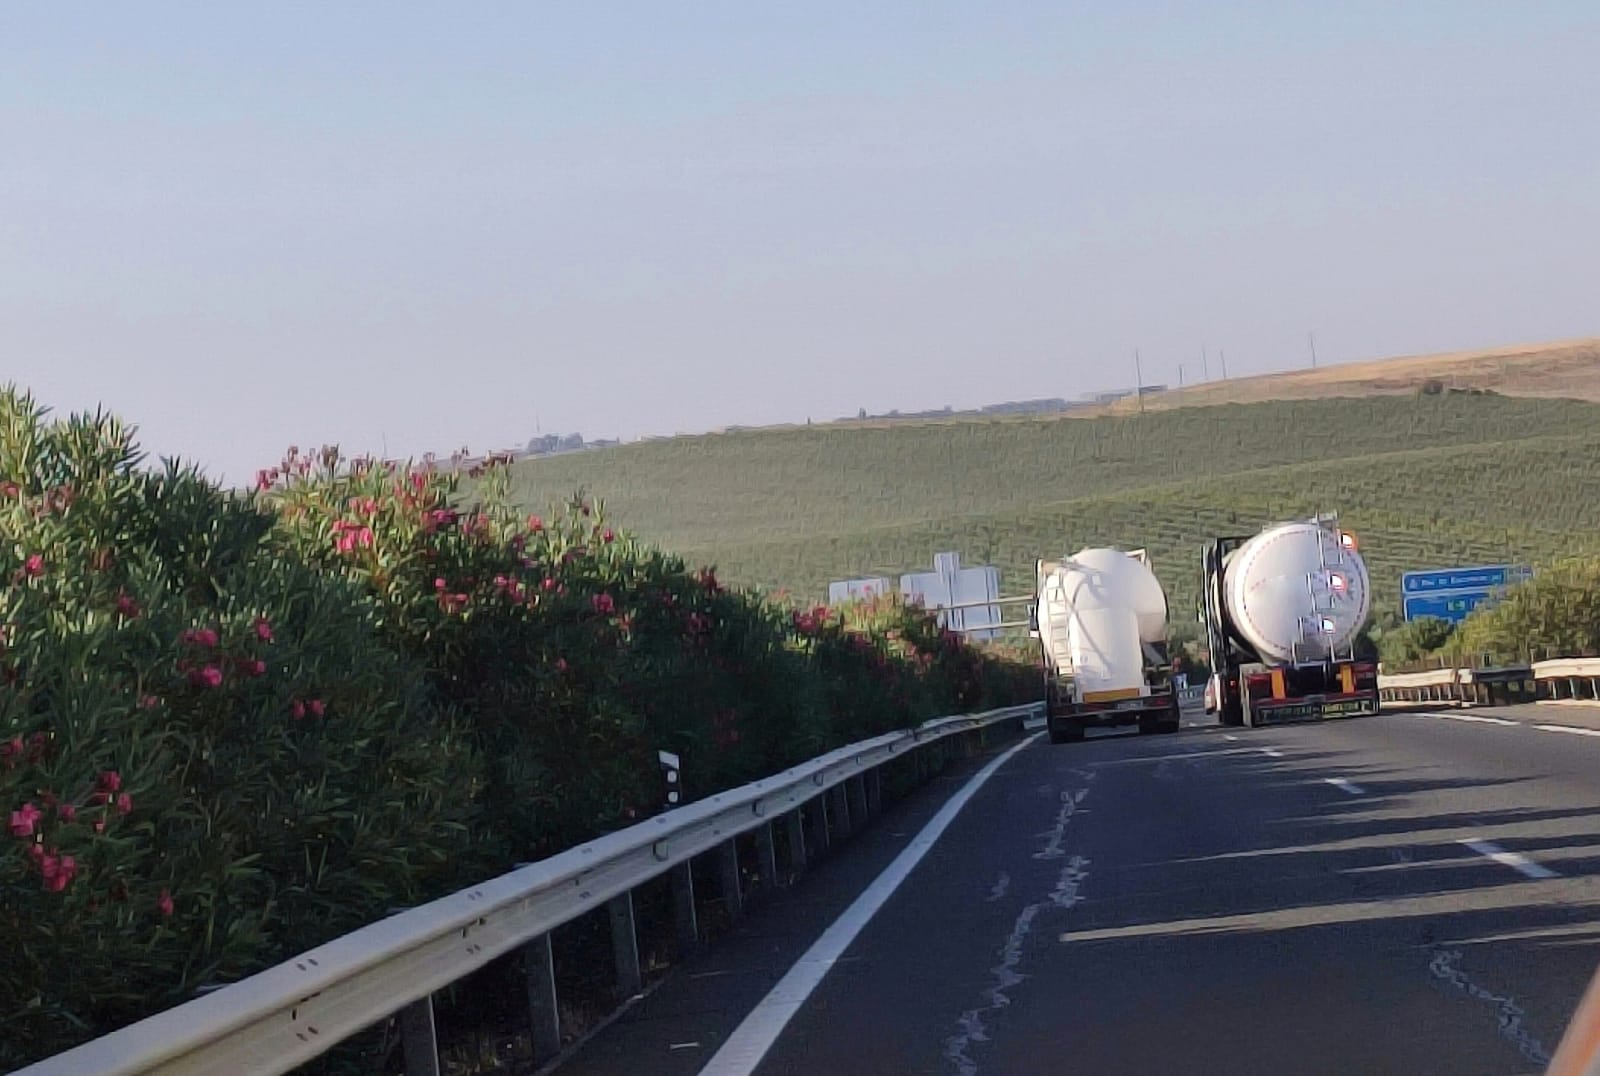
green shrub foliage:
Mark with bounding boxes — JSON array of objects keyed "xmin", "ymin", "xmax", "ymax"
[{"xmin": 0, "ymin": 388, "xmax": 1035, "ymax": 1066}]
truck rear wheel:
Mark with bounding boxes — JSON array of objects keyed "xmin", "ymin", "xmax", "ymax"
[
  {"xmin": 1219, "ymin": 696, "xmax": 1244, "ymax": 728},
  {"xmin": 1049, "ymin": 718, "xmax": 1084, "ymax": 744},
  {"xmin": 1138, "ymin": 712, "xmax": 1161, "ymax": 736}
]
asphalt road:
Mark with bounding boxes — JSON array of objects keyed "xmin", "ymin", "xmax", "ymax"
[{"xmin": 559, "ymin": 705, "xmax": 1600, "ymax": 1076}]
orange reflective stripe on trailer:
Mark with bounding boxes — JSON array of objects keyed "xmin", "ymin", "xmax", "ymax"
[{"xmin": 1081, "ymin": 687, "xmax": 1141, "ymax": 703}]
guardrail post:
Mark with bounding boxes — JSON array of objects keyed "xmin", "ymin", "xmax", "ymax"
[
  {"xmin": 756, "ymin": 820, "xmax": 780, "ymax": 889},
  {"xmin": 524, "ymin": 933, "xmax": 562, "ymax": 1064},
  {"xmin": 807, "ymin": 796, "xmax": 830, "ymax": 854},
  {"xmin": 828, "ymin": 784, "xmax": 853, "ymax": 840},
  {"xmin": 671, "ymin": 861, "xmax": 699, "ymax": 952},
  {"xmin": 399, "ymin": 995, "xmax": 441, "ymax": 1076},
  {"xmin": 785, "ymin": 808, "xmax": 807, "ymax": 876},
  {"xmin": 608, "ymin": 892, "xmax": 643, "ymax": 998},
  {"xmin": 718, "ymin": 838, "xmax": 744, "ymax": 919},
  {"xmin": 866, "ymin": 767, "xmax": 883, "ymax": 816},
  {"xmin": 847, "ymin": 775, "xmax": 868, "ymax": 824}
]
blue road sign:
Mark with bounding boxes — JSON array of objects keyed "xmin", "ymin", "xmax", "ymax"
[
  {"xmin": 1402, "ymin": 565, "xmax": 1531, "ymax": 595},
  {"xmin": 1400, "ymin": 564, "xmax": 1532, "ymax": 623},
  {"xmin": 1403, "ymin": 592, "xmax": 1490, "ymax": 623}
]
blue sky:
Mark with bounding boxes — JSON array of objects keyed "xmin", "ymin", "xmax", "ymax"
[{"xmin": 3, "ymin": 2, "xmax": 1596, "ymax": 482}]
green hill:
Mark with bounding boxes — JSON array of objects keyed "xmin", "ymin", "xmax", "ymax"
[{"xmin": 502, "ymin": 395, "xmax": 1600, "ymax": 628}]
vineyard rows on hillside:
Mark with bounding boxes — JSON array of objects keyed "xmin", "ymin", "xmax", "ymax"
[
  {"xmin": 504, "ymin": 396, "xmax": 1600, "ymax": 550},
  {"xmin": 504, "ymin": 396, "xmax": 1600, "ymax": 622}
]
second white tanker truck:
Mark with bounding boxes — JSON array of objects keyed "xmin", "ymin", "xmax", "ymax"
[
  {"xmin": 1201, "ymin": 515, "xmax": 1379, "ymax": 727},
  {"xmin": 1033, "ymin": 547, "xmax": 1181, "ymax": 744}
]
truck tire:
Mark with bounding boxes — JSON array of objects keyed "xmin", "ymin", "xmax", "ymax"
[
  {"xmin": 1219, "ymin": 696, "xmax": 1244, "ymax": 727},
  {"xmin": 1160, "ymin": 702, "xmax": 1182, "ymax": 733},
  {"xmin": 1049, "ymin": 719, "xmax": 1085, "ymax": 744},
  {"xmin": 1138, "ymin": 712, "xmax": 1161, "ymax": 736}
]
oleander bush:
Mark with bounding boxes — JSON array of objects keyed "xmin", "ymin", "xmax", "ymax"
[
  {"xmin": 0, "ymin": 391, "xmax": 490, "ymax": 1064},
  {"xmin": 0, "ymin": 388, "xmax": 1035, "ymax": 1067}
]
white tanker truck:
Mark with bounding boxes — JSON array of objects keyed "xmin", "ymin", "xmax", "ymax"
[
  {"xmin": 1201, "ymin": 515, "xmax": 1379, "ymax": 727},
  {"xmin": 1032, "ymin": 548, "xmax": 1181, "ymax": 744}
]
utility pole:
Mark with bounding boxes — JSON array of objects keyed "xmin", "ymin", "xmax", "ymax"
[
  {"xmin": 1134, "ymin": 350, "xmax": 1145, "ymax": 413},
  {"xmin": 1309, "ymin": 332, "xmax": 1319, "ymax": 369},
  {"xmin": 1201, "ymin": 346, "xmax": 1210, "ymax": 381},
  {"xmin": 1179, "ymin": 363, "xmax": 1186, "ymax": 388},
  {"xmin": 1219, "ymin": 350, "xmax": 1229, "ymax": 379}
]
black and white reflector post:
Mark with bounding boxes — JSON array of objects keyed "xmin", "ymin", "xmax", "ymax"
[{"xmin": 659, "ymin": 749, "xmax": 682, "ymax": 807}]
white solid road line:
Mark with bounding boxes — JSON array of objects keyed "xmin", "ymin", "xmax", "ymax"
[
  {"xmin": 696, "ymin": 732, "xmax": 1044, "ymax": 1076},
  {"xmin": 1533, "ymin": 723, "xmax": 1600, "ymax": 738},
  {"xmin": 1459, "ymin": 839, "xmax": 1559, "ymax": 880},
  {"xmin": 1438, "ymin": 713, "xmax": 1518, "ymax": 726},
  {"xmin": 1325, "ymin": 777, "xmax": 1365, "ymax": 795}
]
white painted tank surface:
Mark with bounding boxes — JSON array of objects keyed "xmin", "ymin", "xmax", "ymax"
[
  {"xmin": 1041, "ymin": 548, "xmax": 1168, "ymax": 698},
  {"xmin": 1223, "ymin": 521, "xmax": 1371, "ymax": 664}
]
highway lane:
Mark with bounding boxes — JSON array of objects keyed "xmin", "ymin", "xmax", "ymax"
[{"xmin": 560, "ymin": 708, "xmax": 1600, "ymax": 1075}]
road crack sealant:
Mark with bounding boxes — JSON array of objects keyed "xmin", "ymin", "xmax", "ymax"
[
  {"xmin": 1428, "ymin": 948, "xmax": 1551, "ymax": 1068},
  {"xmin": 944, "ymin": 778, "xmax": 1094, "ymax": 1076}
]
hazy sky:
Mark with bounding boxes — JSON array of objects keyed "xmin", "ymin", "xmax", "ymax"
[{"xmin": 4, "ymin": 3, "xmax": 1597, "ymax": 483}]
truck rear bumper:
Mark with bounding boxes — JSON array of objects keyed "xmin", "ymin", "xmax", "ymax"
[
  {"xmin": 1051, "ymin": 696, "xmax": 1180, "ymax": 730},
  {"xmin": 1249, "ymin": 692, "xmax": 1380, "ymax": 725}
]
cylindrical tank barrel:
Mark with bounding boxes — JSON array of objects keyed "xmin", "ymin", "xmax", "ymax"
[
  {"xmin": 1222, "ymin": 521, "xmax": 1371, "ymax": 664},
  {"xmin": 1046, "ymin": 548, "xmax": 1168, "ymax": 698}
]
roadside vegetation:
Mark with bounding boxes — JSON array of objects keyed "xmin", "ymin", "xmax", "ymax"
[
  {"xmin": 0, "ymin": 388, "xmax": 1035, "ymax": 1069},
  {"xmin": 1365, "ymin": 558, "xmax": 1600, "ymax": 671},
  {"xmin": 1450, "ymin": 559, "xmax": 1600, "ymax": 664}
]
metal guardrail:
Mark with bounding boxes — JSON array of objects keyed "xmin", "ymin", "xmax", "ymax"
[
  {"xmin": 17, "ymin": 701, "xmax": 1043, "ymax": 1076},
  {"xmin": 1377, "ymin": 658, "xmax": 1600, "ymax": 706},
  {"xmin": 1534, "ymin": 657, "xmax": 1600, "ymax": 703},
  {"xmin": 1377, "ymin": 665, "xmax": 1533, "ymax": 705}
]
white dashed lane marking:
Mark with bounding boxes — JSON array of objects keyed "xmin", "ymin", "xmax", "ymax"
[
  {"xmin": 1438, "ymin": 713, "xmax": 1517, "ymax": 726},
  {"xmin": 1459, "ymin": 839, "xmax": 1558, "ymax": 880},
  {"xmin": 1533, "ymin": 723, "xmax": 1600, "ymax": 738}
]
